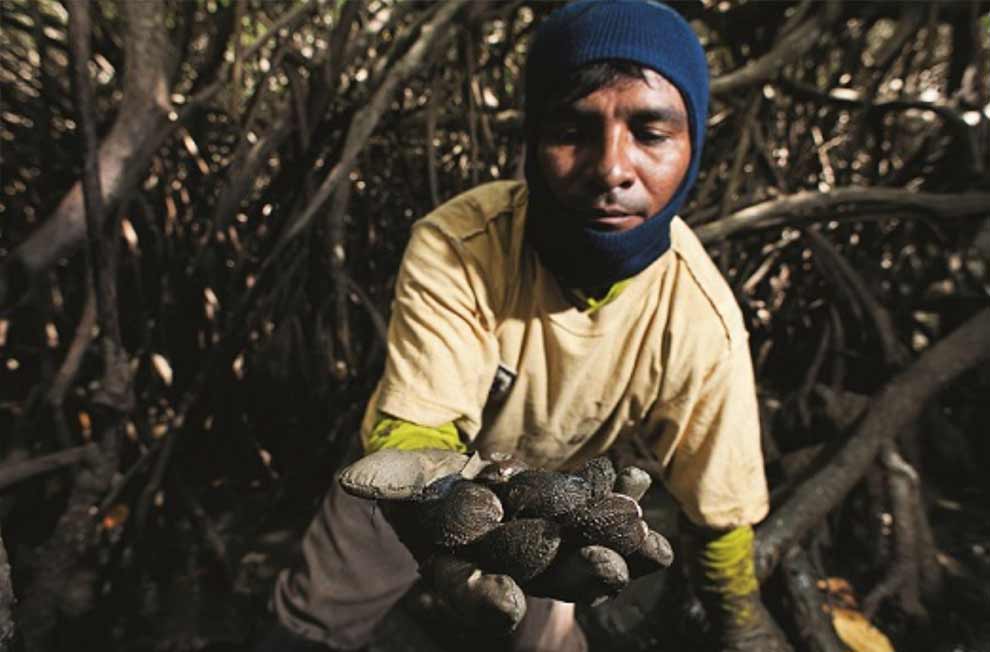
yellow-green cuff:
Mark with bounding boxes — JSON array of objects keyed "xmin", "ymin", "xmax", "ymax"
[
  {"xmin": 364, "ymin": 413, "xmax": 467, "ymax": 454},
  {"xmin": 699, "ymin": 525, "xmax": 759, "ymax": 599}
]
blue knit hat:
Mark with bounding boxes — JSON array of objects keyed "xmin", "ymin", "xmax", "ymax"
[
  {"xmin": 523, "ymin": 0, "xmax": 710, "ymax": 288},
  {"xmin": 526, "ymin": 0, "xmax": 709, "ymax": 178}
]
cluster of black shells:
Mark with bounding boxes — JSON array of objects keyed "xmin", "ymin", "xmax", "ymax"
[{"xmin": 399, "ymin": 456, "xmax": 672, "ymax": 603}]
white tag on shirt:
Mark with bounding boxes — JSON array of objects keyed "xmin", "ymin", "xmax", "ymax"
[{"xmin": 487, "ymin": 362, "xmax": 517, "ymax": 404}]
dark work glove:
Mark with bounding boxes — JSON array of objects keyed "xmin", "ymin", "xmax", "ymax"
[
  {"xmin": 713, "ymin": 592, "xmax": 793, "ymax": 652},
  {"xmin": 339, "ymin": 450, "xmax": 675, "ymax": 631},
  {"xmin": 339, "ymin": 448, "xmax": 528, "ymax": 631},
  {"xmin": 684, "ymin": 522, "xmax": 794, "ymax": 652}
]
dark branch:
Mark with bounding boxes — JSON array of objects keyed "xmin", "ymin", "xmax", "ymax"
[
  {"xmin": 696, "ymin": 188, "xmax": 990, "ymax": 243},
  {"xmin": 0, "ymin": 445, "xmax": 95, "ymax": 492},
  {"xmin": 756, "ymin": 308, "xmax": 990, "ymax": 578}
]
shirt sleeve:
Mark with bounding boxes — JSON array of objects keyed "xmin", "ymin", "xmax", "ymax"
[
  {"xmin": 648, "ymin": 333, "xmax": 770, "ymax": 530},
  {"xmin": 372, "ymin": 221, "xmax": 500, "ymax": 440}
]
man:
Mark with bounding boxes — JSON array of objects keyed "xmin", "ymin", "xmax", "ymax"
[{"xmin": 262, "ymin": 1, "xmax": 790, "ymax": 651}]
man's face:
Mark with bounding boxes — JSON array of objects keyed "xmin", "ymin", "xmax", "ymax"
[{"xmin": 536, "ymin": 69, "xmax": 692, "ymax": 233}]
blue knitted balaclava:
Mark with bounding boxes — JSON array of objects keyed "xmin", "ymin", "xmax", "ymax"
[{"xmin": 524, "ymin": 0, "xmax": 709, "ymax": 289}]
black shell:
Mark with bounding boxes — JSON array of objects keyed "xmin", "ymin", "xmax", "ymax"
[
  {"xmin": 575, "ymin": 457, "xmax": 616, "ymax": 500},
  {"xmin": 561, "ymin": 493, "xmax": 647, "ymax": 555},
  {"xmin": 475, "ymin": 455, "xmax": 529, "ymax": 486},
  {"xmin": 419, "ymin": 479, "xmax": 504, "ymax": 548},
  {"xmin": 476, "ymin": 518, "xmax": 562, "ymax": 582},
  {"xmin": 494, "ymin": 470, "xmax": 593, "ymax": 519}
]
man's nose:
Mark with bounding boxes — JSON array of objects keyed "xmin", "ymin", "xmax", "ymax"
[{"xmin": 592, "ymin": 125, "xmax": 635, "ymax": 191}]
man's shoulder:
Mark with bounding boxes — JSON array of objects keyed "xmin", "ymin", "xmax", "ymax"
[
  {"xmin": 404, "ymin": 181, "xmax": 527, "ymax": 320},
  {"xmin": 667, "ymin": 217, "xmax": 747, "ymax": 346},
  {"xmin": 416, "ymin": 180, "xmax": 526, "ymax": 245}
]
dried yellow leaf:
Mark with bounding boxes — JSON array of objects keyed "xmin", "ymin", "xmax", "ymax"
[
  {"xmin": 151, "ymin": 353, "xmax": 173, "ymax": 386},
  {"xmin": 831, "ymin": 608, "xmax": 894, "ymax": 652},
  {"xmin": 819, "ymin": 576, "xmax": 858, "ymax": 608},
  {"xmin": 45, "ymin": 322, "xmax": 59, "ymax": 348},
  {"xmin": 232, "ymin": 353, "xmax": 245, "ymax": 379},
  {"xmin": 935, "ymin": 551, "xmax": 964, "ymax": 576},
  {"xmin": 102, "ymin": 504, "xmax": 130, "ymax": 530},
  {"xmin": 121, "ymin": 218, "xmax": 139, "ymax": 252}
]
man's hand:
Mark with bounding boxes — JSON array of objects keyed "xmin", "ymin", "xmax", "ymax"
[
  {"xmin": 716, "ymin": 593, "xmax": 793, "ymax": 652},
  {"xmin": 340, "ymin": 448, "xmax": 528, "ymax": 630},
  {"xmin": 684, "ymin": 523, "xmax": 794, "ymax": 652},
  {"xmin": 338, "ymin": 449, "xmax": 674, "ymax": 631}
]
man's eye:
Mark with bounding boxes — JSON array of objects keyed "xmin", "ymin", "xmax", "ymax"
[{"xmin": 635, "ymin": 129, "xmax": 668, "ymax": 144}]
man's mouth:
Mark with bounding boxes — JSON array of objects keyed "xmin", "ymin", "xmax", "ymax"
[{"xmin": 585, "ymin": 208, "xmax": 643, "ymax": 231}]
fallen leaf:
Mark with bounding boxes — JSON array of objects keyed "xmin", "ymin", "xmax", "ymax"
[
  {"xmin": 204, "ymin": 287, "xmax": 220, "ymax": 321},
  {"xmin": 79, "ymin": 411, "xmax": 92, "ymax": 435},
  {"xmin": 45, "ymin": 322, "xmax": 59, "ymax": 348},
  {"xmin": 232, "ymin": 353, "xmax": 245, "ymax": 379},
  {"xmin": 935, "ymin": 551, "xmax": 965, "ymax": 576},
  {"xmin": 102, "ymin": 504, "xmax": 130, "ymax": 530},
  {"xmin": 151, "ymin": 353, "xmax": 173, "ymax": 386},
  {"xmin": 121, "ymin": 218, "xmax": 139, "ymax": 252},
  {"xmin": 831, "ymin": 607, "xmax": 894, "ymax": 652},
  {"xmin": 819, "ymin": 575, "xmax": 859, "ymax": 608}
]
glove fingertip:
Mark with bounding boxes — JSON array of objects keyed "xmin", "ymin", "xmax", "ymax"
[
  {"xmin": 614, "ymin": 466, "xmax": 652, "ymax": 502},
  {"xmin": 468, "ymin": 573, "xmax": 528, "ymax": 632},
  {"xmin": 627, "ymin": 529, "xmax": 674, "ymax": 578}
]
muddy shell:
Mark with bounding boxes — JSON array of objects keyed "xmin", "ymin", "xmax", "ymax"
[
  {"xmin": 476, "ymin": 518, "xmax": 562, "ymax": 582},
  {"xmin": 575, "ymin": 457, "xmax": 617, "ymax": 500},
  {"xmin": 494, "ymin": 470, "xmax": 593, "ymax": 519},
  {"xmin": 475, "ymin": 453, "xmax": 530, "ymax": 486},
  {"xmin": 418, "ymin": 479, "xmax": 504, "ymax": 548},
  {"xmin": 561, "ymin": 493, "xmax": 648, "ymax": 555}
]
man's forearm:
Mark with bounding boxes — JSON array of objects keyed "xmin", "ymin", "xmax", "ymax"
[{"xmin": 684, "ymin": 521, "xmax": 793, "ymax": 652}]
